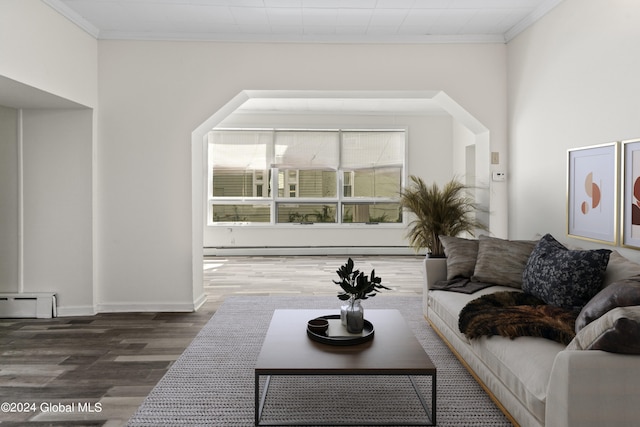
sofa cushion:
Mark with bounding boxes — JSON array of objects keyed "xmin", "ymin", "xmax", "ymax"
[
  {"xmin": 522, "ymin": 234, "xmax": 611, "ymax": 310},
  {"xmin": 427, "ymin": 285, "xmax": 516, "ymax": 345},
  {"xmin": 469, "ymin": 335, "xmax": 564, "ymax": 424},
  {"xmin": 471, "ymin": 235, "xmax": 538, "ymax": 288},
  {"xmin": 568, "ymin": 306, "xmax": 640, "ymax": 354},
  {"xmin": 575, "ymin": 279, "xmax": 640, "ymax": 331},
  {"xmin": 439, "ymin": 235, "xmax": 478, "ymax": 280}
]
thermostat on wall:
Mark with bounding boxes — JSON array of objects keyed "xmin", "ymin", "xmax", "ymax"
[{"xmin": 492, "ymin": 172, "xmax": 506, "ymax": 182}]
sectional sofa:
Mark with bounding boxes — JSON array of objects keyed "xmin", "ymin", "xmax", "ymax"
[{"xmin": 423, "ymin": 233, "xmax": 640, "ymax": 427}]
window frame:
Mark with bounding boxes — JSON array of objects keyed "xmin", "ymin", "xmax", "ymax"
[{"xmin": 207, "ymin": 127, "xmax": 407, "ymax": 227}]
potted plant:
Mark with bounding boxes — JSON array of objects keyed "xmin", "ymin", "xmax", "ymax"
[
  {"xmin": 399, "ymin": 175, "xmax": 488, "ymax": 257},
  {"xmin": 333, "ymin": 258, "xmax": 390, "ymax": 333}
]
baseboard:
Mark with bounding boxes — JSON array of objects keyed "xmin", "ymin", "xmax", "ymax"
[
  {"xmin": 55, "ymin": 301, "xmax": 202, "ymax": 316},
  {"xmin": 204, "ymin": 246, "xmax": 422, "ymax": 256},
  {"xmin": 425, "ymin": 315, "xmax": 520, "ymax": 427},
  {"xmin": 95, "ymin": 302, "xmax": 197, "ymax": 313},
  {"xmin": 192, "ymin": 292, "xmax": 207, "ymax": 311},
  {"xmin": 56, "ymin": 305, "xmax": 96, "ymax": 317}
]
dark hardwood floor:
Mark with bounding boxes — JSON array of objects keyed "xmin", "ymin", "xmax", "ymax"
[{"xmin": 0, "ymin": 255, "xmax": 423, "ymax": 426}]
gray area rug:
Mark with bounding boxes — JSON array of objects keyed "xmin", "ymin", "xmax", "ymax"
[{"xmin": 127, "ymin": 296, "xmax": 511, "ymax": 426}]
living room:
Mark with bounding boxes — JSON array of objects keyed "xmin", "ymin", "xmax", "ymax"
[
  {"xmin": 1, "ymin": 0, "xmax": 640, "ymax": 425},
  {"xmin": 6, "ymin": 0, "xmax": 637, "ymax": 316}
]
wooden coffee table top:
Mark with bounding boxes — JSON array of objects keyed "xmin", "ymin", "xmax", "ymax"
[{"xmin": 255, "ymin": 309, "xmax": 436, "ymax": 375}]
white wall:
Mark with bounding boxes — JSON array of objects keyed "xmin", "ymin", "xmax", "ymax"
[
  {"xmin": 205, "ymin": 112, "xmax": 453, "ymax": 251},
  {"xmin": 0, "ymin": 106, "xmax": 19, "ymax": 291},
  {"xmin": 22, "ymin": 109, "xmax": 94, "ymax": 315},
  {"xmin": 507, "ymin": 0, "xmax": 640, "ymax": 260},
  {"xmin": 0, "ymin": 0, "xmax": 97, "ymax": 108},
  {"xmin": 98, "ymin": 40, "xmax": 508, "ymax": 310},
  {"xmin": 452, "ymin": 119, "xmax": 476, "ymax": 178},
  {"xmin": 0, "ymin": 1, "xmax": 97, "ymax": 315},
  {"xmin": 451, "ymin": 120, "xmax": 494, "ymax": 236}
]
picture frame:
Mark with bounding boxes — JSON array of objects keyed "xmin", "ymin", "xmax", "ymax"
[
  {"xmin": 567, "ymin": 142, "xmax": 618, "ymax": 244},
  {"xmin": 621, "ymin": 139, "xmax": 640, "ymax": 249}
]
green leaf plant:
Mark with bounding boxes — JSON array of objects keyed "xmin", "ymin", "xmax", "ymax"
[{"xmin": 333, "ymin": 258, "xmax": 391, "ymax": 301}]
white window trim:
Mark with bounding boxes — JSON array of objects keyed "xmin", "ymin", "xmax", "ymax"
[{"xmin": 207, "ymin": 127, "xmax": 407, "ymax": 227}]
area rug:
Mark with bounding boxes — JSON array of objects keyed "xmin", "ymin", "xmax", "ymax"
[{"xmin": 127, "ymin": 296, "xmax": 511, "ymax": 426}]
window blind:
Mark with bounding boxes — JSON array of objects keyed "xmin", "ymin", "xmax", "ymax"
[
  {"xmin": 341, "ymin": 131, "xmax": 405, "ymax": 169},
  {"xmin": 209, "ymin": 130, "xmax": 273, "ymax": 170},
  {"xmin": 273, "ymin": 131, "xmax": 339, "ymax": 170}
]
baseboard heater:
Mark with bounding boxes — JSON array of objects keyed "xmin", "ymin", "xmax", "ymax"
[
  {"xmin": 0, "ymin": 293, "xmax": 57, "ymax": 318},
  {"xmin": 204, "ymin": 246, "xmax": 418, "ymax": 256}
]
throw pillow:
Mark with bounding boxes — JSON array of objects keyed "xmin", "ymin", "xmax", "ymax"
[
  {"xmin": 567, "ymin": 306, "xmax": 640, "ymax": 354},
  {"xmin": 471, "ymin": 235, "xmax": 538, "ymax": 288},
  {"xmin": 439, "ymin": 235, "xmax": 478, "ymax": 280},
  {"xmin": 522, "ymin": 234, "xmax": 611, "ymax": 310},
  {"xmin": 575, "ymin": 278, "xmax": 640, "ymax": 331},
  {"xmin": 602, "ymin": 251, "xmax": 640, "ymax": 287}
]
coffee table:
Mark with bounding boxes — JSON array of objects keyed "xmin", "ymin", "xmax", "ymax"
[{"xmin": 255, "ymin": 309, "xmax": 436, "ymax": 426}]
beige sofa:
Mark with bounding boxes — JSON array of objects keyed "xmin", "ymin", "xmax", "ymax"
[{"xmin": 423, "ymin": 236, "xmax": 640, "ymax": 427}]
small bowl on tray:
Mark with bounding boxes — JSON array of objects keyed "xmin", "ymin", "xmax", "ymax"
[
  {"xmin": 307, "ymin": 318, "xmax": 329, "ymax": 335},
  {"xmin": 306, "ymin": 314, "xmax": 374, "ymax": 346}
]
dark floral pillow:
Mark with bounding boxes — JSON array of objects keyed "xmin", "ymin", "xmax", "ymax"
[{"xmin": 522, "ymin": 234, "xmax": 611, "ymax": 310}]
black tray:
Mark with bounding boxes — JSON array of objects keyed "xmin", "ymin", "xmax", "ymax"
[{"xmin": 306, "ymin": 314, "xmax": 374, "ymax": 346}]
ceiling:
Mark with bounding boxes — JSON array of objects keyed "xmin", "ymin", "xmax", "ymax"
[
  {"xmin": 7, "ymin": 1, "xmax": 562, "ymax": 113},
  {"xmin": 43, "ymin": 0, "xmax": 564, "ymax": 44}
]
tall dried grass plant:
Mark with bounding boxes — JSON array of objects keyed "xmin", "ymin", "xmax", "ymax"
[{"xmin": 400, "ymin": 176, "xmax": 488, "ymax": 257}]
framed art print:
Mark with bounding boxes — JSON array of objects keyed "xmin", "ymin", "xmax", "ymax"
[
  {"xmin": 567, "ymin": 142, "xmax": 618, "ymax": 244},
  {"xmin": 622, "ymin": 139, "xmax": 640, "ymax": 249}
]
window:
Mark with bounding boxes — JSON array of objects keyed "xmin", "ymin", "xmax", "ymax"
[
  {"xmin": 343, "ymin": 171, "xmax": 354, "ymax": 197},
  {"xmin": 208, "ymin": 128, "xmax": 405, "ymax": 225}
]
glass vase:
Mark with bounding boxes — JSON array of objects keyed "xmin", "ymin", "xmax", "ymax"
[
  {"xmin": 340, "ymin": 301, "xmax": 350, "ymax": 326},
  {"xmin": 346, "ymin": 299, "xmax": 364, "ymax": 333}
]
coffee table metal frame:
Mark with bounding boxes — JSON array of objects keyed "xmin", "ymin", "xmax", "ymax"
[{"xmin": 254, "ymin": 309, "xmax": 436, "ymax": 426}]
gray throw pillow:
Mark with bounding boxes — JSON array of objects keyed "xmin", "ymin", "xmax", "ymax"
[
  {"xmin": 602, "ymin": 251, "xmax": 640, "ymax": 287},
  {"xmin": 575, "ymin": 278, "xmax": 640, "ymax": 331},
  {"xmin": 471, "ymin": 235, "xmax": 538, "ymax": 288},
  {"xmin": 439, "ymin": 235, "xmax": 478, "ymax": 280},
  {"xmin": 522, "ymin": 234, "xmax": 611, "ymax": 310},
  {"xmin": 567, "ymin": 306, "xmax": 640, "ymax": 354}
]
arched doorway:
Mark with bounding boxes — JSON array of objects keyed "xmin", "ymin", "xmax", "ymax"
[{"xmin": 190, "ymin": 90, "xmax": 491, "ymax": 308}]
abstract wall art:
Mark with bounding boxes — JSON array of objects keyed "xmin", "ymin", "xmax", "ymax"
[
  {"xmin": 622, "ymin": 139, "xmax": 640, "ymax": 249},
  {"xmin": 567, "ymin": 142, "xmax": 618, "ymax": 244}
]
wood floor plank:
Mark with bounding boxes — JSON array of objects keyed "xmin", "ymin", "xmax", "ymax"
[{"xmin": 0, "ymin": 255, "xmax": 424, "ymax": 426}]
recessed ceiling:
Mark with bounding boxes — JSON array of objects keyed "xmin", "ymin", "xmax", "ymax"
[
  {"xmin": 43, "ymin": 0, "xmax": 564, "ymax": 44},
  {"xmin": 211, "ymin": 91, "xmax": 487, "ymax": 129},
  {"xmin": 234, "ymin": 97, "xmax": 445, "ymax": 116}
]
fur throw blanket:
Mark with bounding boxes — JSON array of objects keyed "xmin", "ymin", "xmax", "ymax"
[{"xmin": 458, "ymin": 291, "xmax": 578, "ymax": 345}]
